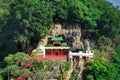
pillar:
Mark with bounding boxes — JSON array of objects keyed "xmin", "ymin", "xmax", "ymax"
[
  {"xmin": 60, "ymin": 49, "xmax": 63, "ymax": 56},
  {"xmin": 51, "ymin": 49, "xmax": 54, "ymax": 55}
]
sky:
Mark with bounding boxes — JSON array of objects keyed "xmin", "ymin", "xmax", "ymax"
[{"xmin": 108, "ymin": 0, "xmax": 120, "ymax": 7}]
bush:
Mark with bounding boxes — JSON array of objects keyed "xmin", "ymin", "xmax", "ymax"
[{"xmin": 64, "ymin": 62, "xmax": 71, "ymax": 71}]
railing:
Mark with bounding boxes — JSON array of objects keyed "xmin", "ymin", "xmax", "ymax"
[{"xmin": 69, "ymin": 50, "xmax": 94, "ymax": 57}]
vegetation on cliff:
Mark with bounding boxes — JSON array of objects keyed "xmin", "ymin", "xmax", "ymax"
[
  {"xmin": 0, "ymin": 52, "xmax": 71, "ymax": 80},
  {"xmin": 84, "ymin": 44, "xmax": 120, "ymax": 80}
]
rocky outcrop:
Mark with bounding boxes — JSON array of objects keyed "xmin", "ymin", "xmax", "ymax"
[
  {"xmin": 37, "ymin": 22, "xmax": 96, "ymax": 51},
  {"xmin": 84, "ymin": 39, "xmax": 91, "ymax": 51},
  {"xmin": 33, "ymin": 22, "xmax": 95, "ymax": 80},
  {"xmin": 49, "ymin": 23, "xmax": 94, "ymax": 50},
  {"xmin": 50, "ymin": 24, "xmax": 63, "ymax": 37},
  {"xmin": 62, "ymin": 23, "xmax": 84, "ymax": 49}
]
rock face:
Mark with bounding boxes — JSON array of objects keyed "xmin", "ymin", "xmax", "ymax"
[
  {"xmin": 50, "ymin": 23, "xmax": 94, "ymax": 50},
  {"xmin": 50, "ymin": 24, "xmax": 63, "ymax": 37},
  {"xmin": 37, "ymin": 22, "xmax": 95, "ymax": 51},
  {"xmin": 62, "ymin": 23, "xmax": 84, "ymax": 49},
  {"xmin": 34, "ymin": 23, "xmax": 95, "ymax": 80}
]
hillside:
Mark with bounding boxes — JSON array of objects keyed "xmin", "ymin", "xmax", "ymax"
[{"xmin": 0, "ymin": 0, "xmax": 120, "ymax": 80}]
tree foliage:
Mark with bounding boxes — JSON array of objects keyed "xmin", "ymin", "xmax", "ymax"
[
  {"xmin": 85, "ymin": 44, "xmax": 120, "ymax": 80},
  {"xmin": 0, "ymin": 0, "xmax": 120, "ymax": 79},
  {"xmin": 0, "ymin": 52, "xmax": 33, "ymax": 80},
  {"xmin": 0, "ymin": 0, "xmax": 120, "ymax": 58}
]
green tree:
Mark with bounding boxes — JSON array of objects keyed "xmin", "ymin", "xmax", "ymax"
[
  {"xmin": 97, "ymin": 1, "xmax": 120, "ymax": 40},
  {"xmin": 64, "ymin": 62, "xmax": 70, "ymax": 71},
  {"xmin": 0, "ymin": 52, "xmax": 34, "ymax": 80},
  {"xmin": 0, "ymin": 0, "xmax": 10, "ymax": 58},
  {"xmin": 94, "ymin": 50, "xmax": 108, "ymax": 63},
  {"xmin": 86, "ymin": 75, "xmax": 94, "ymax": 80},
  {"xmin": 52, "ymin": 0, "xmax": 68, "ymax": 20},
  {"xmin": 97, "ymin": 36, "xmax": 112, "ymax": 52},
  {"xmin": 112, "ymin": 44, "xmax": 120, "ymax": 74},
  {"xmin": 69, "ymin": 70, "xmax": 78, "ymax": 80},
  {"xmin": 86, "ymin": 60, "xmax": 107, "ymax": 79},
  {"xmin": 0, "ymin": 0, "xmax": 54, "ymax": 57},
  {"xmin": 85, "ymin": 45, "xmax": 120, "ymax": 80}
]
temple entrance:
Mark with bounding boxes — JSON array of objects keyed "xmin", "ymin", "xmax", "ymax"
[
  {"xmin": 46, "ymin": 49, "xmax": 66, "ymax": 56},
  {"xmin": 54, "ymin": 49, "xmax": 60, "ymax": 55}
]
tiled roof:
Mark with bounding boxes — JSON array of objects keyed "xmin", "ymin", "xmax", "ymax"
[{"xmin": 51, "ymin": 37, "xmax": 63, "ymax": 41}]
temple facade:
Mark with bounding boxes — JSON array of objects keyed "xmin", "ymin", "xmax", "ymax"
[{"xmin": 45, "ymin": 37, "xmax": 70, "ymax": 59}]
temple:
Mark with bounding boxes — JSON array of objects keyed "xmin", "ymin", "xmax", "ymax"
[
  {"xmin": 31, "ymin": 37, "xmax": 70, "ymax": 60},
  {"xmin": 31, "ymin": 36, "xmax": 94, "ymax": 61},
  {"xmin": 45, "ymin": 37, "xmax": 70, "ymax": 59},
  {"xmin": 17, "ymin": 36, "xmax": 94, "ymax": 80}
]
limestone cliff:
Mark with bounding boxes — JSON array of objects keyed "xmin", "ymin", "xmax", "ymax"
[{"xmin": 37, "ymin": 22, "xmax": 96, "ymax": 51}]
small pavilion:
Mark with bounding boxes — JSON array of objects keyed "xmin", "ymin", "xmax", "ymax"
[{"xmin": 45, "ymin": 37, "xmax": 70, "ymax": 59}]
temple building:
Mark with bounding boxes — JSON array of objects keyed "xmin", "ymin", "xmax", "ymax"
[
  {"xmin": 32, "ymin": 36, "xmax": 94, "ymax": 61},
  {"xmin": 31, "ymin": 37, "xmax": 70, "ymax": 60},
  {"xmin": 45, "ymin": 37, "xmax": 70, "ymax": 59}
]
